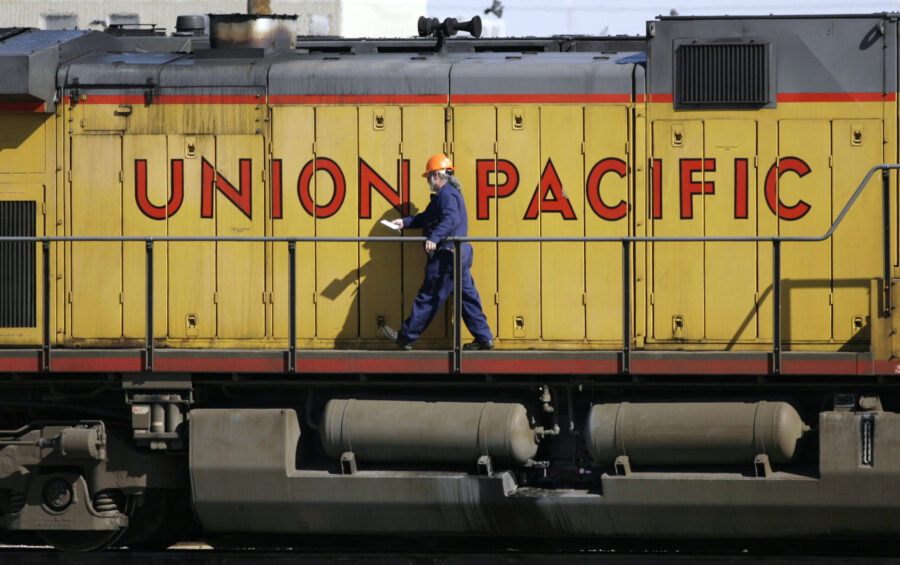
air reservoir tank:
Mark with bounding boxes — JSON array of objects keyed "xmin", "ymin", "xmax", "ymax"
[
  {"xmin": 321, "ymin": 399, "xmax": 539, "ymax": 465},
  {"xmin": 585, "ymin": 401, "xmax": 807, "ymax": 466}
]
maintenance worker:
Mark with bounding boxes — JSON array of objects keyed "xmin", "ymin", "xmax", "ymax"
[{"xmin": 382, "ymin": 153, "xmax": 494, "ymax": 351}]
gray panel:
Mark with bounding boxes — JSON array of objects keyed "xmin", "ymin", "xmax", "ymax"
[
  {"xmin": 268, "ymin": 55, "xmax": 453, "ymax": 96},
  {"xmin": 158, "ymin": 57, "xmax": 270, "ymax": 88},
  {"xmin": 0, "ymin": 30, "xmax": 127, "ymax": 110},
  {"xmin": 450, "ymin": 52, "xmax": 636, "ymax": 96},
  {"xmin": 63, "ymin": 53, "xmax": 185, "ymax": 87},
  {"xmin": 649, "ymin": 16, "xmax": 889, "ymax": 99}
]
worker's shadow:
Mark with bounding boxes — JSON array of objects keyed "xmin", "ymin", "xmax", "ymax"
[{"xmin": 320, "ymin": 205, "xmax": 421, "ymax": 348}]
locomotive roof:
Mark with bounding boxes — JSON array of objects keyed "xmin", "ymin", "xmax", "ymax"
[{"xmin": 58, "ymin": 49, "xmax": 641, "ymax": 99}]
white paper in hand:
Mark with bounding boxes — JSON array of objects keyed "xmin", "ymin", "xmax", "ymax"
[{"xmin": 380, "ymin": 219, "xmax": 402, "ymax": 232}]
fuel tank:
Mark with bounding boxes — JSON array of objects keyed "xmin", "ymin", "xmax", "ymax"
[
  {"xmin": 321, "ymin": 399, "xmax": 539, "ymax": 465},
  {"xmin": 585, "ymin": 401, "xmax": 807, "ymax": 466}
]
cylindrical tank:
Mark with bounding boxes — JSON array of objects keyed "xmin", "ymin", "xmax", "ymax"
[
  {"xmin": 585, "ymin": 401, "xmax": 807, "ymax": 466},
  {"xmin": 321, "ymin": 399, "xmax": 539, "ymax": 465}
]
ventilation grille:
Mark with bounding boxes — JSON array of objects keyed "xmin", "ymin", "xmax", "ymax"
[
  {"xmin": 0, "ymin": 201, "xmax": 36, "ymax": 328},
  {"xmin": 676, "ymin": 43, "xmax": 769, "ymax": 108}
]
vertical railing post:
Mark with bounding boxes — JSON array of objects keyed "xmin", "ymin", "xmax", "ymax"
[
  {"xmin": 882, "ymin": 167, "xmax": 892, "ymax": 317},
  {"xmin": 288, "ymin": 240, "xmax": 297, "ymax": 374},
  {"xmin": 453, "ymin": 239, "xmax": 462, "ymax": 374},
  {"xmin": 622, "ymin": 239, "xmax": 631, "ymax": 374},
  {"xmin": 42, "ymin": 241, "xmax": 51, "ymax": 372},
  {"xmin": 145, "ymin": 239, "xmax": 154, "ymax": 372},
  {"xmin": 772, "ymin": 239, "xmax": 782, "ymax": 375}
]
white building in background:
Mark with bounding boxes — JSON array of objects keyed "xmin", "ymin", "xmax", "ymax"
[{"xmin": 0, "ymin": 0, "xmax": 427, "ymax": 37}]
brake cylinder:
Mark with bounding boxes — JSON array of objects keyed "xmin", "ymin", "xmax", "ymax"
[
  {"xmin": 585, "ymin": 401, "xmax": 807, "ymax": 466},
  {"xmin": 321, "ymin": 399, "xmax": 539, "ymax": 465}
]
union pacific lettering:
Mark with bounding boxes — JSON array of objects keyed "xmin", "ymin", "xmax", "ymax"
[{"xmin": 134, "ymin": 155, "xmax": 813, "ymax": 221}]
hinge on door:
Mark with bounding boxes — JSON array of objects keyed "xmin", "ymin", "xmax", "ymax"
[
  {"xmin": 493, "ymin": 141, "xmax": 498, "ymax": 154},
  {"xmin": 312, "ymin": 292, "xmax": 317, "ymax": 304},
  {"xmin": 118, "ymin": 171, "xmax": 123, "ymax": 182},
  {"xmin": 67, "ymin": 292, "xmax": 72, "ymax": 304},
  {"xmin": 263, "ymin": 291, "xmax": 272, "ymax": 303},
  {"xmin": 582, "ymin": 293, "xmax": 587, "ymax": 305},
  {"xmin": 625, "ymin": 141, "xmax": 630, "ymax": 155},
  {"xmin": 754, "ymin": 155, "xmax": 759, "ymax": 167},
  {"xmin": 213, "ymin": 292, "xmax": 218, "ymax": 304},
  {"xmin": 580, "ymin": 142, "xmax": 586, "ymax": 155},
  {"xmin": 754, "ymin": 292, "xmax": 759, "ymax": 304},
  {"xmin": 261, "ymin": 168, "xmax": 267, "ymax": 182},
  {"xmin": 119, "ymin": 292, "xmax": 124, "ymax": 304},
  {"xmin": 494, "ymin": 292, "xmax": 500, "ymax": 304},
  {"xmin": 67, "ymin": 170, "xmax": 72, "ymax": 182},
  {"xmin": 312, "ymin": 142, "xmax": 317, "ymax": 154},
  {"xmin": 41, "ymin": 202, "xmax": 46, "ymax": 215},
  {"xmin": 445, "ymin": 107, "xmax": 453, "ymax": 121},
  {"xmin": 829, "ymin": 292, "xmax": 834, "ymax": 305},
  {"xmin": 828, "ymin": 156, "xmax": 833, "ymax": 168},
  {"xmin": 650, "ymin": 293, "xmax": 654, "ymax": 305},
  {"xmin": 398, "ymin": 142, "xmax": 404, "ymax": 154}
]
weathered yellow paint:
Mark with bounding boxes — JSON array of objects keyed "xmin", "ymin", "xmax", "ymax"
[
  {"xmin": 122, "ymin": 135, "xmax": 167, "ymax": 338},
  {"xmin": 216, "ymin": 134, "xmax": 265, "ymax": 338},
  {"xmin": 497, "ymin": 105, "xmax": 541, "ymax": 341},
  {"xmin": 650, "ymin": 120, "xmax": 704, "ymax": 341},
  {"xmin": 76, "ymin": 103, "xmax": 126, "ymax": 132},
  {"xmin": 167, "ymin": 134, "xmax": 216, "ymax": 338},
  {"xmin": 540, "ymin": 106, "xmax": 584, "ymax": 340},
  {"xmin": 832, "ymin": 119, "xmax": 882, "ymax": 342},
  {"xmin": 0, "ymin": 115, "xmax": 46, "ymax": 174},
  {"xmin": 453, "ymin": 105, "xmax": 497, "ymax": 343},
  {"xmin": 358, "ymin": 105, "xmax": 403, "ymax": 338},
  {"xmin": 272, "ymin": 106, "xmax": 316, "ymax": 341},
  {"xmin": 314, "ymin": 106, "xmax": 359, "ymax": 339},
  {"xmin": 704, "ymin": 120, "xmax": 757, "ymax": 342},
  {"xmin": 400, "ymin": 106, "xmax": 447, "ymax": 340},
  {"xmin": 70, "ymin": 134, "xmax": 122, "ymax": 338},
  {"xmin": 584, "ymin": 106, "xmax": 628, "ymax": 342},
  {"xmin": 124, "ymin": 103, "xmax": 263, "ymax": 137},
  {"xmin": 778, "ymin": 120, "xmax": 832, "ymax": 342}
]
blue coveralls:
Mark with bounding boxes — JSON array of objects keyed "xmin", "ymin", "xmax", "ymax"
[{"xmin": 399, "ymin": 183, "xmax": 493, "ymax": 343}]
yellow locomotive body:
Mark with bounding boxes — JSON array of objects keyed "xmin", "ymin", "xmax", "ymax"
[{"xmin": 3, "ymin": 13, "xmax": 900, "ymax": 550}]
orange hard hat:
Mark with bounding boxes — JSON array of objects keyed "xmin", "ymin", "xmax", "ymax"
[{"xmin": 422, "ymin": 153, "xmax": 453, "ymax": 177}]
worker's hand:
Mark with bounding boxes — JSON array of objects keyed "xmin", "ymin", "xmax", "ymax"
[
  {"xmin": 391, "ymin": 218, "xmax": 404, "ymax": 229},
  {"xmin": 425, "ymin": 240, "xmax": 437, "ymax": 253}
]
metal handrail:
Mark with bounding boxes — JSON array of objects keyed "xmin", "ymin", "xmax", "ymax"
[{"xmin": 3, "ymin": 164, "xmax": 897, "ymax": 375}]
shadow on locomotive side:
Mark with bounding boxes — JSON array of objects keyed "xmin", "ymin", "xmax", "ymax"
[{"xmin": 1, "ymin": 9, "xmax": 900, "ymax": 552}]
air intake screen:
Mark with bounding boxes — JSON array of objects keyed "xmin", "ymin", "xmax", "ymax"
[
  {"xmin": 0, "ymin": 201, "xmax": 36, "ymax": 328},
  {"xmin": 676, "ymin": 43, "xmax": 769, "ymax": 108}
]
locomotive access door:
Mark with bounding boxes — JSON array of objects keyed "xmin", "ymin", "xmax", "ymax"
[
  {"xmin": 70, "ymin": 134, "xmax": 122, "ymax": 339},
  {"xmin": 650, "ymin": 120, "xmax": 705, "ymax": 341},
  {"xmin": 777, "ymin": 120, "xmax": 832, "ymax": 343},
  {"xmin": 215, "ymin": 135, "xmax": 265, "ymax": 339},
  {"xmin": 167, "ymin": 134, "xmax": 216, "ymax": 340},
  {"xmin": 831, "ymin": 119, "xmax": 882, "ymax": 344},
  {"xmin": 271, "ymin": 107, "xmax": 316, "ymax": 343},
  {"xmin": 454, "ymin": 104, "xmax": 498, "ymax": 343},
  {"xmin": 496, "ymin": 104, "xmax": 541, "ymax": 342},
  {"xmin": 584, "ymin": 105, "xmax": 629, "ymax": 342},
  {"xmin": 703, "ymin": 120, "xmax": 758, "ymax": 343}
]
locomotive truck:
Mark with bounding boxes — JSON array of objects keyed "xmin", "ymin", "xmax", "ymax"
[{"xmin": 1, "ymin": 10, "xmax": 900, "ymax": 550}]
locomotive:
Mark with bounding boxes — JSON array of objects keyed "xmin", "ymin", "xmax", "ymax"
[{"xmin": 1, "ymin": 10, "xmax": 900, "ymax": 550}]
